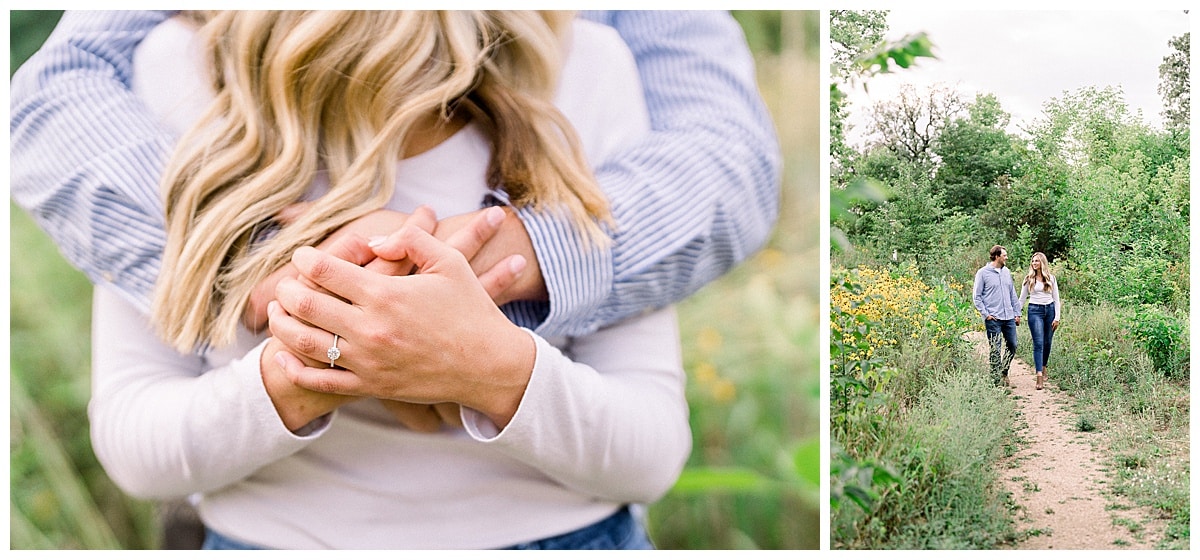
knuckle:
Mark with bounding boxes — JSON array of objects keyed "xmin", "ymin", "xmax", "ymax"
[
  {"xmin": 295, "ymin": 332, "xmax": 321, "ymax": 355},
  {"xmin": 312, "ymin": 376, "xmax": 341, "ymax": 394},
  {"xmin": 364, "ymin": 328, "xmax": 392, "ymax": 349},
  {"xmin": 307, "ymin": 255, "xmax": 335, "ymax": 281},
  {"xmin": 294, "ymin": 293, "xmax": 319, "ymax": 317}
]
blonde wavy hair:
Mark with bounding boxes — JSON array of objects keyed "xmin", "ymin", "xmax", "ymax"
[
  {"xmin": 153, "ymin": 10, "xmax": 611, "ymax": 352},
  {"xmin": 1023, "ymin": 252, "xmax": 1055, "ymax": 292}
]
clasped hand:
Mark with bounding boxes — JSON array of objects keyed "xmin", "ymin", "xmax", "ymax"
[{"xmin": 257, "ymin": 205, "xmax": 537, "ymax": 433}]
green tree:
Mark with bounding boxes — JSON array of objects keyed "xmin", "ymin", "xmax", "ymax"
[
  {"xmin": 830, "ymin": 10, "xmax": 889, "ymax": 188},
  {"xmin": 1157, "ymin": 31, "xmax": 1189, "ymax": 133},
  {"xmin": 1022, "ymin": 87, "xmax": 1189, "ymax": 306},
  {"xmin": 830, "ymin": 10, "xmax": 889, "ymax": 77},
  {"xmin": 933, "ymin": 93, "xmax": 1025, "ymax": 211},
  {"xmin": 1025, "ymin": 86, "xmax": 1131, "ymax": 167}
]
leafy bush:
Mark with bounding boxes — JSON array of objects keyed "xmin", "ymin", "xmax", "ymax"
[{"xmin": 1129, "ymin": 305, "xmax": 1187, "ymax": 377}]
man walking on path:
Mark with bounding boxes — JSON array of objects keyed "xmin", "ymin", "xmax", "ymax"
[{"xmin": 973, "ymin": 245, "xmax": 1021, "ymax": 386}]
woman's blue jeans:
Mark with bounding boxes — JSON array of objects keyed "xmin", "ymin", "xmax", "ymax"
[
  {"xmin": 201, "ymin": 506, "xmax": 653, "ymax": 550},
  {"xmin": 1027, "ymin": 303, "xmax": 1055, "ymax": 373}
]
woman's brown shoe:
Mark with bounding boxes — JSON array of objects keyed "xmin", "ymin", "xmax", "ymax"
[{"xmin": 1035, "ymin": 373, "xmax": 1044, "ymax": 390}]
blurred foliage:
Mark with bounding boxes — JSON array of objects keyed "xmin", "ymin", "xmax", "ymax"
[
  {"xmin": 733, "ymin": 10, "xmax": 819, "ymax": 58},
  {"xmin": 829, "ymin": 10, "xmax": 887, "ymax": 79},
  {"xmin": 9, "ymin": 10, "xmax": 821, "ymax": 550},
  {"xmin": 10, "ymin": 10, "xmax": 62, "ymax": 77},
  {"xmin": 652, "ymin": 10, "xmax": 821, "ymax": 549}
]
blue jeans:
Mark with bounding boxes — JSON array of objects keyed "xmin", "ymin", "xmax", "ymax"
[
  {"xmin": 505, "ymin": 506, "xmax": 653, "ymax": 550},
  {"xmin": 201, "ymin": 506, "xmax": 653, "ymax": 550},
  {"xmin": 1027, "ymin": 303, "xmax": 1055, "ymax": 373},
  {"xmin": 985, "ymin": 318, "xmax": 1017, "ymax": 384}
]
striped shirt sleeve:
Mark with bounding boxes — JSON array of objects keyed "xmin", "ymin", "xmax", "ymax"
[
  {"xmin": 11, "ymin": 10, "xmax": 175, "ymax": 312},
  {"xmin": 529, "ymin": 10, "xmax": 782, "ymax": 337}
]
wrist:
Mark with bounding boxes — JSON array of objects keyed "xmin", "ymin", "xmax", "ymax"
[
  {"xmin": 468, "ymin": 325, "xmax": 536, "ymax": 429},
  {"xmin": 497, "ymin": 209, "xmax": 548, "ymax": 302}
]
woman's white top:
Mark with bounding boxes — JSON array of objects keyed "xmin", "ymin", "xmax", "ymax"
[
  {"xmin": 89, "ymin": 17, "xmax": 690, "ymax": 549},
  {"xmin": 1018, "ymin": 276, "xmax": 1061, "ymax": 322}
]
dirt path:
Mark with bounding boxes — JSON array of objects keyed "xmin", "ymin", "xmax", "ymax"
[{"xmin": 966, "ymin": 331, "xmax": 1166, "ymax": 549}]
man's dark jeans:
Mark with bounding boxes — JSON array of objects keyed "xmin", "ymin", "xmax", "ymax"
[{"xmin": 985, "ymin": 318, "xmax": 1018, "ymax": 385}]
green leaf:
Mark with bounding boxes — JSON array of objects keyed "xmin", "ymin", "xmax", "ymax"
[
  {"xmin": 670, "ymin": 467, "xmax": 775, "ymax": 495},
  {"xmin": 843, "ymin": 485, "xmax": 878, "ymax": 511},
  {"xmin": 871, "ymin": 463, "xmax": 901, "ymax": 486},
  {"xmin": 792, "ymin": 438, "xmax": 822, "ymax": 487}
]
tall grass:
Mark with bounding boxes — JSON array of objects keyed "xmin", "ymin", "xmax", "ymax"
[
  {"xmin": 831, "ymin": 265, "xmax": 1017, "ymax": 549},
  {"xmin": 9, "ymin": 11, "xmax": 821, "ymax": 550},
  {"xmin": 10, "ymin": 206, "xmax": 161, "ymax": 549},
  {"xmin": 832, "ymin": 338, "xmax": 1016, "ymax": 548}
]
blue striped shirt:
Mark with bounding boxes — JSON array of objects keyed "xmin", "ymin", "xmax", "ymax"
[
  {"xmin": 973, "ymin": 264, "xmax": 1020, "ymax": 321},
  {"xmin": 10, "ymin": 10, "xmax": 781, "ymax": 338}
]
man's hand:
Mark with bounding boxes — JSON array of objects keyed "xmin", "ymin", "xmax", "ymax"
[{"xmin": 426, "ymin": 206, "xmax": 547, "ymax": 305}]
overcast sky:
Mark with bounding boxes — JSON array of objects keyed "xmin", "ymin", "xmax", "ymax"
[{"xmin": 841, "ymin": 10, "xmax": 1190, "ymax": 147}]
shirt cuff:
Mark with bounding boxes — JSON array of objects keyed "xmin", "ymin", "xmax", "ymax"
[{"xmin": 513, "ymin": 203, "xmax": 614, "ymax": 338}]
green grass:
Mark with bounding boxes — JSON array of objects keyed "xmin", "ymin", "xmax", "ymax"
[
  {"xmin": 10, "ymin": 205, "xmax": 161, "ymax": 549},
  {"xmin": 831, "ymin": 319, "xmax": 1017, "ymax": 549}
]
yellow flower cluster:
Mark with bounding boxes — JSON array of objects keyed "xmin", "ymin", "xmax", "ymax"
[
  {"xmin": 831, "ymin": 265, "xmax": 969, "ymax": 360},
  {"xmin": 690, "ymin": 326, "xmax": 737, "ymax": 403}
]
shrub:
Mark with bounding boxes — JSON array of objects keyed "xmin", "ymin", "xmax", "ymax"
[{"xmin": 1129, "ymin": 305, "xmax": 1187, "ymax": 378}]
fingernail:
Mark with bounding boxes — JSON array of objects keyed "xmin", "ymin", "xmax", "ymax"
[
  {"xmin": 267, "ymin": 301, "xmax": 278, "ymax": 316},
  {"xmin": 273, "ymin": 351, "xmax": 287, "ymax": 369},
  {"xmin": 509, "ymin": 254, "xmax": 527, "ymax": 274},
  {"xmin": 486, "ymin": 206, "xmax": 505, "ymax": 227},
  {"xmin": 368, "ymin": 236, "xmax": 386, "ymax": 248}
]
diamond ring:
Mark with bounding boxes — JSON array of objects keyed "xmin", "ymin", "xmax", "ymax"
[{"xmin": 327, "ymin": 334, "xmax": 341, "ymax": 368}]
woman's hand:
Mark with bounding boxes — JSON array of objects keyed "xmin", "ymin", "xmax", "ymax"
[
  {"xmin": 271, "ymin": 223, "xmax": 536, "ymax": 429},
  {"xmin": 1052, "ymin": 319, "xmax": 1060, "ymax": 331},
  {"xmin": 259, "ymin": 333, "xmax": 359, "ymax": 432}
]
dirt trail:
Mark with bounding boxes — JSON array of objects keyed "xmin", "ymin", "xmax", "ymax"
[{"xmin": 966, "ymin": 331, "xmax": 1165, "ymax": 549}]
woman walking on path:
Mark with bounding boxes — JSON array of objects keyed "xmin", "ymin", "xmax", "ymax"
[{"xmin": 1017, "ymin": 252, "xmax": 1061, "ymax": 390}]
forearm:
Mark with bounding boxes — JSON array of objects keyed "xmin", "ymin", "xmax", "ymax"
[
  {"xmin": 11, "ymin": 11, "xmax": 176, "ymax": 311},
  {"xmin": 526, "ymin": 11, "xmax": 781, "ymax": 338},
  {"xmin": 460, "ymin": 308, "xmax": 691, "ymax": 503},
  {"xmin": 90, "ymin": 289, "xmax": 327, "ymax": 499}
]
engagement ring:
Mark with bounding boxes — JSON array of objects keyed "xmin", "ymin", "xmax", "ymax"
[{"xmin": 327, "ymin": 334, "xmax": 341, "ymax": 368}]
